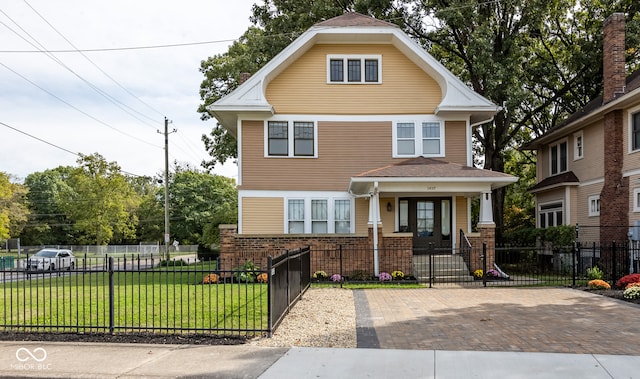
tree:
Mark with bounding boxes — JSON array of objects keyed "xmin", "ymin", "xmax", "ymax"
[
  {"xmin": 401, "ymin": 0, "xmax": 640, "ymax": 238},
  {"xmin": 0, "ymin": 172, "xmax": 29, "ymax": 240},
  {"xmin": 22, "ymin": 167, "xmax": 75, "ymax": 245},
  {"xmin": 198, "ymin": 0, "xmax": 640, "ymax": 238},
  {"xmin": 167, "ymin": 166, "xmax": 237, "ymax": 247},
  {"xmin": 61, "ymin": 154, "xmax": 141, "ymax": 245}
]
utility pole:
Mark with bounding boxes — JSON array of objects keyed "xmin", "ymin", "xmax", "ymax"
[{"xmin": 158, "ymin": 117, "xmax": 176, "ymax": 261}]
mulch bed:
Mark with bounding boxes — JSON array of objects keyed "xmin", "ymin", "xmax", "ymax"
[
  {"xmin": 0, "ymin": 332, "xmax": 248, "ymax": 345},
  {"xmin": 580, "ymin": 288, "xmax": 640, "ymax": 305}
]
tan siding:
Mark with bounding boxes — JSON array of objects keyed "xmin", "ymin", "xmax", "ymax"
[
  {"xmin": 571, "ymin": 120, "xmax": 604, "ymax": 182},
  {"xmin": 241, "ymin": 120, "xmax": 398, "ymax": 190},
  {"xmin": 455, "ymin": 196, "xmax": 468, "ymax": 234},
  {"xmin": 380, "ymin": 197, "xmax": 395, "ymax": 233},
  {"xmin": 536, "ymin": 188, "xmax": 565, "ymax": 205},
  {"xmin": 265, "ymin": 44, "xmax": 441, "ymax": 115},
  {"xmin": 576, "ymin": 182, "xmax": 602, "ymax": 226},
  {"xmin": 355, "ymin": 198, "xmax": 370, "ymax": 234},
  {"xmin": 630, "ymin": 174, "xmax": 640, "ymax": 225},
  {"xmin": 445, "ymin": 121, "xmax": 467, "ymax": 165},
  {"xmin": 241, "ymin": 197, "xmax": 284, "ymax": 234}
]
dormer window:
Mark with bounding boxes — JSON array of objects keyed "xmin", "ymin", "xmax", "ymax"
[{"xmin": 327, "ymin": 55, "xmax": 381, "ymax": 84}]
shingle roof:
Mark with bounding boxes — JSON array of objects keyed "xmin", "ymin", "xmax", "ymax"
[
  {"xmin": 528, "ymin": 171, "xmax": 580, "ymax": 193},
  {"xmin": 355, "ymin": 157, "xmax": 514, "ymax": 179},
  {"xmin": 314, "ymin": 12, "xmax": 399, "ymax": 28}
]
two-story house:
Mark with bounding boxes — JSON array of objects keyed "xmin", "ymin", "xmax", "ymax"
[
  {"xmin": 525, "ymin": 13, "xmax": 640, "ymax": 243},
  {"xmin": 208, "ymin": 12, "xmax": 516, "ymax": 277}
]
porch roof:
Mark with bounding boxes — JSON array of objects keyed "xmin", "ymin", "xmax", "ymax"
[{"xmin": 348, "ymin": 157, "xmax": 517, "ymax": 195}]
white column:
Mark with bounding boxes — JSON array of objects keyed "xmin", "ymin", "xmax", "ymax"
[
  {"xmin": 478, "ymin": 191, "xmax": 495, "ymax": 225},
  {"xmin": 370, "ymin": 182, "xmax": 380, "ymax": 276}
]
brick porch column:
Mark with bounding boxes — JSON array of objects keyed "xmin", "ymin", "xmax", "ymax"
[
  {"xmin": 219, "ymin": 224, "xmax": 237, "ymax": 271},
  {"xmin": 478, "ymin": 223, "xmax": 496, "ymax": 272}
]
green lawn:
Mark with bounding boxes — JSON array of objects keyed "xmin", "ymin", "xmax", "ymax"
[{"xmin": 0, "ymin": 269, "xmax": 268, "ymax": 334}]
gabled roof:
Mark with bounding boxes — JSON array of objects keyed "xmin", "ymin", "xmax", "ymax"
[
  {"xmin": 524, "ymin": 69, "xmax": 640, "ymax": 150},
  {"xmin": 349, "ymin": 157, "xmax": 517, "ymax": 194},
  {"xmin": 208, "ymin": 12, "xmax": 499, "ymax": 136}
]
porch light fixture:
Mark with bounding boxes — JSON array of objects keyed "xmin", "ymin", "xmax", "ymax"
[{"xmin": 387, "ymin": 202, "xmax": 392, "ymax": 212}]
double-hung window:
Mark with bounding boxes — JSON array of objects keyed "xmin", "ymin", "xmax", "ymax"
[
  {"xmin": 328, "ymin": 55, "xmax": 381, "ymax": 84},
  {"xmin": 394, "ymin": 120, "xmax": 444, "ymax": 157},
  {"xmin": 550, "ymin": 140, "xmax": 568, "ymax": 175},
  {"xmin": 286, "ymin": 198, "xmax": 352, "ymax": 234},
  {"xmin": 288, "ymin": 199, "xmax": 305, "ymax": 233},
  {"xmin": 574, "ymin": 132, "xmax": 583, "ymax": 160},
  {"xmin": 588, "ymin": 195, "xmax": 600, "ymax": 217},
  {"xmin": 266, "ymin": 120, "xmax": 316, "ymax": 157}
]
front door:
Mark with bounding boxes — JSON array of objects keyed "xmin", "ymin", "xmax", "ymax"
[{"xmin": 399, "ymin": 197, "xmax": 452, "ymax": 250}]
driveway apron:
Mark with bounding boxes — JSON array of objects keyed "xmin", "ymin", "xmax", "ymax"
[{"xmin": 354, "ymin": 287, "xmax": 640, "ymax": 354}]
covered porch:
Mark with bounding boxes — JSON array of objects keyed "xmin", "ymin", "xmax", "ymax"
[{"xmin": 349, "ymin": 157, "xmax": 517, "ymax": 276}]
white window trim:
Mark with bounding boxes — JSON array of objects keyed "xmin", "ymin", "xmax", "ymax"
[
  {"xmin": 628, "ymin": 104, "xmax": 640, "ymax": 153},
  {"xmin": 634, "ymin": 188, "xmax": 640, "ymax": 213},
  {"xmin": 538, "ymin": 201, "xmax": 564, "ymax": 228},
  {"xmin": 573, "ymin": 131, "xmax": 584, "ymax": 160},
  {"xmin": 549, "ymin": 138, "xmax": 569, "ymax": 176},
  {"xmin": 326, "ymin": 54, "xmax": 382, "ymax": 84},
  {"xmin": 588, "ymin": 194, "xmax": 600, "ymax": 217},
  {"xmin": 284, "ymin": 195, "xmax": 354, "ymax": 234},
  {"xmin": 264, "ymin": 119, "xmax": 318, "ymax": 158},
  {"xmin": 392, "ymin": 119, "xmax": 445, "ymax": 158}
]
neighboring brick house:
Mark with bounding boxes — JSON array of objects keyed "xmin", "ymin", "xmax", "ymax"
[
  {"xmin": 208, "ymin": 13, "xmax": 516, "ymax": 276},
  {"xmin": 524, "ymin": 13, "xmax": 640, "ymax": 243}
]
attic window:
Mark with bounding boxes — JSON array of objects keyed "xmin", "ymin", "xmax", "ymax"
[{"xmin": 327, "ymin": 55, "xmax": 381, "ymax": 84}]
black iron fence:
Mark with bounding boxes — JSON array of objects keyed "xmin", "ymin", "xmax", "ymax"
[
  {"xmin": 268, "ymin": 246, "xmax": 311, "ymax": 333},
  {"xmin": 0, "ymin": 249, "xmax": 310, "ymax": 337}
]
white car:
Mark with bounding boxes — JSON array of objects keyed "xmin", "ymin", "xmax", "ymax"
[{"xmin": 26, "ymin": 249, "xmax": 76, "ymax": 271}]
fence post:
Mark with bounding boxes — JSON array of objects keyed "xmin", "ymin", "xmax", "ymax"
[
  {"xmin": 108, "ymin": 257, "xmax": 115, "ymax": 335},
  {"xmin": 339, "ymin": 245, "xmax": 343, "ymax": 288},
  {"xmin": 482, "ymin": 243, "xmax": 487, "ymax": 288},
  {"xmin": 267, "ymin": 255, "xmax": 273, "ymax": 337},
  {"xmin": 428, "ymin": 243, "xmax": 433, "ymax": 288},
  {"xmin": 612, "ymin": 241, "xmax": 617, "ymax": 285},
  {"xmin": 571, "ymin": 241, "xmax": 580, "ymax": 287}
]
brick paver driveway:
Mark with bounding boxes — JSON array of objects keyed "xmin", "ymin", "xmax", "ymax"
[{"xmin": 355, "ymin": 287, "xmax": 640, "ymax": 354}]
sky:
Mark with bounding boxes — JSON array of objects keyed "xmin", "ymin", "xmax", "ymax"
[{"xmin": 0, "ymin": 0, "xmax": 257, "ymax": 181}]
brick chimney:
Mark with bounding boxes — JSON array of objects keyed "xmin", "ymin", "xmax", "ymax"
[
  {"xmin": 600, "ymin": 13, "xmax": 628, "ymax": 243},
  {"xmin": 603, "ymin": 13, "xmax": 626, "ymax": 103}
]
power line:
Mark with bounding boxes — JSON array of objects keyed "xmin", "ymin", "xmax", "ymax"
[
  {"xmin": 0, "ymin": 121, "xmax": 79, "ymax": 157},
  {"xmin": 21, "ymin": 0, "xmax": 165, "ymax": 120},
  {"xmin": 0, "ymin": 38, "xmax": 240, "ymax": 53}
]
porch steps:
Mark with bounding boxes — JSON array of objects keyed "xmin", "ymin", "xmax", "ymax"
[{"xmin": 413, "ymin": 254, "xmax": 475, "ymax": 283}]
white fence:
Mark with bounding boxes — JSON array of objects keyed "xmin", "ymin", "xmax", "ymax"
[{"xmin": 3, "ymin": 244, "xmax": 199, "ymax": 257}]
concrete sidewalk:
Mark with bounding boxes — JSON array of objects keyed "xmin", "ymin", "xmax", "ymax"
[{"xmin": 1, "ymin": 341, "xmax": 639, "ymax": 378}]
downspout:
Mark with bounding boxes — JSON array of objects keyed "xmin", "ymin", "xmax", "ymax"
[{"xmin": 373, "ymin": 181, "xmax": 380, "ymax": 277}]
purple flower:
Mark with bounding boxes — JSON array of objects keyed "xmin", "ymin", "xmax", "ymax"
[
  {"xmin": 379, "ymin": 272, "xmax": 392, "ymax": 282},
  {"xmin": 487, "ymin": 269, "xmax": 499, "ymax": 277},
  {"xmin": 330, "ymin": 274, "xmax": 342, "ymax": 282}
]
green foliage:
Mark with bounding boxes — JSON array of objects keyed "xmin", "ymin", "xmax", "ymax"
[
  {"xmin": 0, "ymin": 172, "xmax": 29, "ymax": 240},
  {"xmin": 348, "ymin": 270, "xmax": 372, "ymax": 281},
  {"xmin": 233, "ymin": 260, "xmax": 260, "ymax": 283},
  {"xmin": 586, "ymin": 266, "xmax": 604, "ymax": 280},
  {"xmin": 159, "ymin": 259, "xmax": 188, "ymax": 267},
  {"xmin": 542, "ymin": 225, "xmax": 575, "ymax": 247}
]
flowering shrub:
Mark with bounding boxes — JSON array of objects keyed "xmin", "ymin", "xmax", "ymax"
[
  {"xmin": 391, "ymin": 270, "xmax": 404, "ymax": 280},
  {"xmin": 473, "ymin": 269, "xmax": 483, "ymax": 279},
  {"xmin": 626, "ymin": 282, "xmax": 640, "ymax": 290},
  {"xmin": 257, "ymin": 273, "xmax": 268, "ymax": 283},
  {"xmin": 330, "ymin": 274, "xmax": 342, "ymax": 282},
  {"xmin": 202, "ymin": 273, "xmax": 218, "ymax": 284},
  {"xmin": 379, "ymin": 272, "xmax": 392, "ymax": 282},
  {"xmin": 486, "ymin": 269, "xmax": 499, "ymax": 277},
  {"xmin": 623, "ymin": 286, "xmax": 640, "ymax": 300},
  {"xmin": 313, "ymin": 271, "xmax": 328, "ymax": 280},
  {"xmin": 588, "ymin": 279, "xmax": 611, "ymax": 290},
  {"xmin": 616, "ymin": 274, "xmax": 640, "ymax": 289}
]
